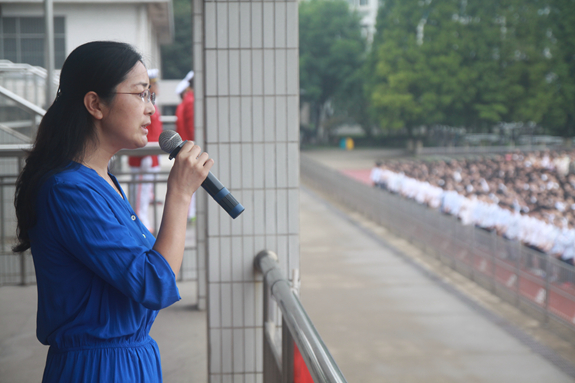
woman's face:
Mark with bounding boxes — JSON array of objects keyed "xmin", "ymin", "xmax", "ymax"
[{"xmin": 98, "ymin": 61, "xmax": 155, "ymax": 152}]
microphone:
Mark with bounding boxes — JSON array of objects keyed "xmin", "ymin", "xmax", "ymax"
[{"xmin": 159, "ymin": 130, "xmax": 245, "ymax": 219}]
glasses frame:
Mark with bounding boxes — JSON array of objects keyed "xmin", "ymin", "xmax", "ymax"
[{"xmin": 114, "ymin": 89, "xmax": 156, "ymax": 105}]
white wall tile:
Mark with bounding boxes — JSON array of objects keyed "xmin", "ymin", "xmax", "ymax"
[
  {"xmin": 218, "ymin": 98, "xmax": 230, "ymax": 143},
  {"xmin": 253, "ymin": 237, "xmax": 265, "ymax": 266},
  {"xmin": 288, "ymin": 188, "xmax": 299, "ymax": 234},
  {"xmin": 208, "ymin": 202, "xmax": 221, "ymax": 240},
  {"xmin": 194, "ymin": 15, "xmax": 203, "ymax": 44},
  {"xmin": 252, "ymin": 143, "xmax": 264, "ymax": 189},
  {"xmin": 222, "ymin": 329, "xmax": 233, "ymax": 373},
  {"xmin": 264, "ymin": 143, "xmax": 276, "ymax": 188},
  {"xmin": 276, "ymin": 189, "xmax": 288, "ymax": 234},
  {"xmin": 287, "ymin": 142, "xmax": 299, "ymax": 187},
  {"xmin": 206, "ymin": 50, "xmax": 218, "ymax": 96},
  {"xmin": 228, "ymin": 4, "xmax": 240, "ymax": 48},
  {"xmin": 274, "ymin": 3, "xmax": 286, "ymax": 48},
  {"xmin": 242, "ymin": 236, "xmax": 255, "ymax": 281},
  {"xmin": 218, "ymin": 50, "xmax": 229, "ymax": 96},
  {"xmin": 263, "ymin": 96, "xmax": 274, "ymax": 142},
  {"xmin": 207, "ymin": 234, "xmax": 221, "ymax": 283},
  {"xmin": 219, "ymin": 204, "xmax": 232, "ymax": 238},
  {"xmin": 253, "ymin": 190, "xmax": 265, "ymax": 235},
  {"xmin": 263, "ymin": 50, "xmax": 274, "ymax": 96},
  {"xmin": 210, "ymin": 329, "xmax": 222, "ymax": 372},
  {"xmin": 286, "ymin": 49, "xmax": 298, "ymax": 95},
  {"xmin": 241, "ymin": 143, "xmax": 253, "ymax": 189},
  {"xmin": 243, "ymin": 281, "xmax": 256, "ymax": 326},
  {"xmin": 233, "ymin": 328, "xmax": 244, "ymax": 373},
  {"xmin": 286, "ymin": 2, "xmax": 298, "ymax": 48},
  {"xmin": 256, "ymin": 373, "xmax": 263, "ymax": 383},
  {"xmin": 209, "ymin": 283, "xmax": 221, "ymax": 327},
  {"xmin": 276, "ymin": 142, "xmax": 287, "ymax": 188},
  {"xmin": 194, "ymin": 42, "xmax": 204, "ymax": 72},
  {"xmin": 264, "ymin": 236, "xmax": 276, "ymax": 255},
  {"xmin": 217, "ymin": 3, "xmax": 228, "ymax": 49},
  {"xmin": 252, "ymin": 97, "xmax": 263, "ymax": 142},
  {"xmin": 231, "ymin": 191, "xmax": 243, "ymax": 236},
  {"xmin": 230, "ymin": 97, "xmax": 241, "ymax": 143},
  {"xmin": 264, "ymin": 190, "xmax": 276, "ymax": 235},
  {"xmin": 251, "ymin": 4, "xmax": 262, "ymax": 48},
  {"xmin": 211, "ymin": 375, "xmax": 222, "ymax": 383},
  {"xmin": 229, "ymin": 50, "xmax": 240, "ymax": 96},
  {"xmin": 240, "ymin": 3, "xmax": 251, "ymax": 49},
  {"xmin": 240, "ymin": 50, "xmax": 252, "ymax": 96},
  {"xmin": 251, "ymin": 50, "xmax": 263, "ymax": 96},
  {"xmin": 231, "ymin": 237, "xmax": 243, "ymax": 280},
  {"xmin": 230, "ymin": 142, "xmax": 242, "ymax": 189},
  {"xmin": 241, "ymin": 189, "xmax": 254, "ymax": 236},
  {"xmin": 221, "ymin": 291, "xmax": 233, "ymax": 342},
  {"xmin": 287, "ymin": 96, "xmax": 298, "ymax": 142},
  {"xmin": 245, "ymin": 374, "xmax": 255, "ymax": 383},
  {"xmin": 220, "ymin": 237, "xmax": 231, "ymax": 282},
  {"xmin": 277, "ymin": 235, "xmax": 288, "ymax": 273},
  {"xmin": 194, "ymin": 97, "xmax": 204, "ymax": 138},
  {"xmin": 262, "ymin": 3, "xmax": 274, "ymax": 48},
  {"xmin": 275, "ymin": 49, "xmax": 286, "ymax": 95},
  {"xmin": 241, "ymin": 98, "xmax": 253, "ymax": 142},
  {"xmin": 244, "ymin": 328, "xmax": 256, "ymax": 372},
  {"xmin": 205, "ymin": 3, "xmax": 217, "ymax": 49},
  {"xmin": 275, "ymin": 96, "xmax": 287, "ymax": 142},
  {"xmin": 193, "ymin": 0, "xmax": 203, "ymax": 15},
  {"xmin": 255, "ymin": 327, "xmax": 263, "ymax": 371},
  {"xmin": 206, "ymin": 97, "xmax": 218, "ymax": 143},
  {"xmin": 232, "ymin": 283, "xmax": 244, "ymax": 327}
]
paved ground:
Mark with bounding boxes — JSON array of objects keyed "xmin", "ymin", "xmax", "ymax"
[
  {"xmin": 0, "ymin": 281, "xmax": 206, "ymax": 383},
  {"xmin": 299, "ymin": 185, "xmax": 575, "ymax": 382}
]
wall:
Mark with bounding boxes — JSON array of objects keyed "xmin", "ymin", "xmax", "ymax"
[{"xmin": 194, "ymin": 0, "xmax": 300, "ymax": 381}]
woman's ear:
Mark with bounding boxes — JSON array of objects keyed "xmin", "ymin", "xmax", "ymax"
[{"xmin": 84, "ymin": 91, "xmax": 104, "ymax": 120}]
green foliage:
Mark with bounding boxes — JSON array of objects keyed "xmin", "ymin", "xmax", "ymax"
[
  {"xmin": 299, "ymin": 0, "xmax": 367, "ymax": 136},
  {"xmin": 368, "ymin": 0, "xmax": 575, "ymax": 136},
  {"xmin": 161, "ymin": 0, "xmax": 193, "ymax": 79}
]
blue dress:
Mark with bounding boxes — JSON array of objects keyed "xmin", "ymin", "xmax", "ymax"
[{"xmin": 29, "ymin": 162, "xmax": 181, "ymax": 382}]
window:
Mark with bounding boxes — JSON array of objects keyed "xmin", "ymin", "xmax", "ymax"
[
  {"xmin": 359, "ymin": 0, "xmax": 368, "ymax": 6},
  {"xmin": 0, "ymin": 17, "xmax": 66, "ymax": 69}
]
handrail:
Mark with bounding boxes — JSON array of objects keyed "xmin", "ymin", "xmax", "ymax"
[
  {"xmin": 0, "ymin": 60, "xmax": 60, "ymax": 85},
  {"xmin": 0, "ymin": 85, "xmax": 46, "ymax": 117},
  {"xmin": 254, "ymin": 250, "xmax": 348, "ymax": 383}
]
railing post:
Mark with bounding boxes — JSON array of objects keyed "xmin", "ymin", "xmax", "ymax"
[{"xmin": 282, "ymin": 318, "xmax": 294, "ymax": 383}]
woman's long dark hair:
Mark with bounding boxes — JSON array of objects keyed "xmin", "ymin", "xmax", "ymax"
[{"xmin": 13, "ymin": 41, "xmax": 143, "ymax": 253}]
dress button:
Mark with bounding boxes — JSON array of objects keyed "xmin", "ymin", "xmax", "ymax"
[
  {"xmin": 142, "ymin": 234, "xmax": 146, "ymax": 238},
  {"xmin": 131, "ymin": 215, "xmax": 136, "ymax": 221}
]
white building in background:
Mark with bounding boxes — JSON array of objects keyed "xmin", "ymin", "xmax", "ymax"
[
  {"xmin": 348, "ymin": 0, "xmax": 379, "ymax": 44},
  {"xmin": 0, "ymin": 0, "xmax": 173, "ymax": 73}
]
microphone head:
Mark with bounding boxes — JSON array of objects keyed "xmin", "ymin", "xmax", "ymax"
[{"xmin": 159, "ymin": 130, "xmax": 183, "ymax": 154}]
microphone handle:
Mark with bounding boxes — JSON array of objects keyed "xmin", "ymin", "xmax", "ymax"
[
  {"xmin": 202, "ymin": 173, "xmax": 245, "ymax": 219},
  {"xmin": 168, "ymin": 140, "xmax": 245, "ymax": 219}
]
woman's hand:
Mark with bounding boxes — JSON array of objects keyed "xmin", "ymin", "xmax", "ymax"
[
  {"xmin": 154, "ymin": 141, "xmax": 213, "ymax": 278},
  {"xmin": 167, "ymin": 141, "xmax": 214, "ymax": 199}
]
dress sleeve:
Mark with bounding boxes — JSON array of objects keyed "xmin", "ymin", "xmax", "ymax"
[{"xmin": 44, "ymin": 180, "xmax": 180, "ymax": 310}]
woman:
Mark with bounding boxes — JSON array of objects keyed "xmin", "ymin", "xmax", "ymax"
[{"xmin": 13, "ymin": 41, "xmax": 212, "ymax": 382}]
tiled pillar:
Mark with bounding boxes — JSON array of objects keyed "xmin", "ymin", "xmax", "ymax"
[{"xmin": 195, "ymin": 1, "xmax": 300, "ymax": 381}]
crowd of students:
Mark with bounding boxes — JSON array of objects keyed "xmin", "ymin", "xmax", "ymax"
[{"xmin": 370, "ymin": 150, "xmax": 575, "ymax": 273}]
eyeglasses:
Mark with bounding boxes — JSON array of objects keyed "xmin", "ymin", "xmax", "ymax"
[{"xmin": 114, "ymin": 89, "xmax": 156, "ymax": 105}]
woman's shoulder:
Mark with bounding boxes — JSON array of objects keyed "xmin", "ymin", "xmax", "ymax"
[{"xmin": 40, "ymin": 162, "xmax": 100, "ymax": 195}]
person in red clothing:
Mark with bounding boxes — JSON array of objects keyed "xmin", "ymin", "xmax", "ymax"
[
  {"xmin": 175, "ymin": 71, "xmax": 196, "ymax": 222},
  {"xmin": 129, "ymin": 68, "xmax": 163, "ymax": 232}
]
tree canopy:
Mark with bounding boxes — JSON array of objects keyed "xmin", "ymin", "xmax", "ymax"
[
  {"xmin": 160, "ymin": 0, "xmax": 193, "ymax": 80},
  {"xmin": 367, "ymin": 0, "xmax": 575, "ymax": 137}
]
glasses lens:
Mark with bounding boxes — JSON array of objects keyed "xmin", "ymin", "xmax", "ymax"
[{"xmin": 150, "ymin": 92, "xmax": 156, "ymax": 105}]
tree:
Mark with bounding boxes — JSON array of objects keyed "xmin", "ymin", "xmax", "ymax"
[
  {"xmin": 161, "ymin": 0, "xmax": 193, "ymax": 79},
  {"xmin": 299, "ymin": 0, "xmax": 367, "ymax": 141},
  {"xmin": 367, "ymin": 0, "xmax": 575, "ymax": 137}
]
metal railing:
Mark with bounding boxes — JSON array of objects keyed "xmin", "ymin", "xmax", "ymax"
[
  {"xmin": 0, "ymin": 145, "xmax": 199, "ymax": 286},
  {"xmin": 301, "ymin": 154, "xmax": 575, "ymax": 339},
  {"xmin": 255, "ymin": 250, "xmax": 348, "ymax": 383}
]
